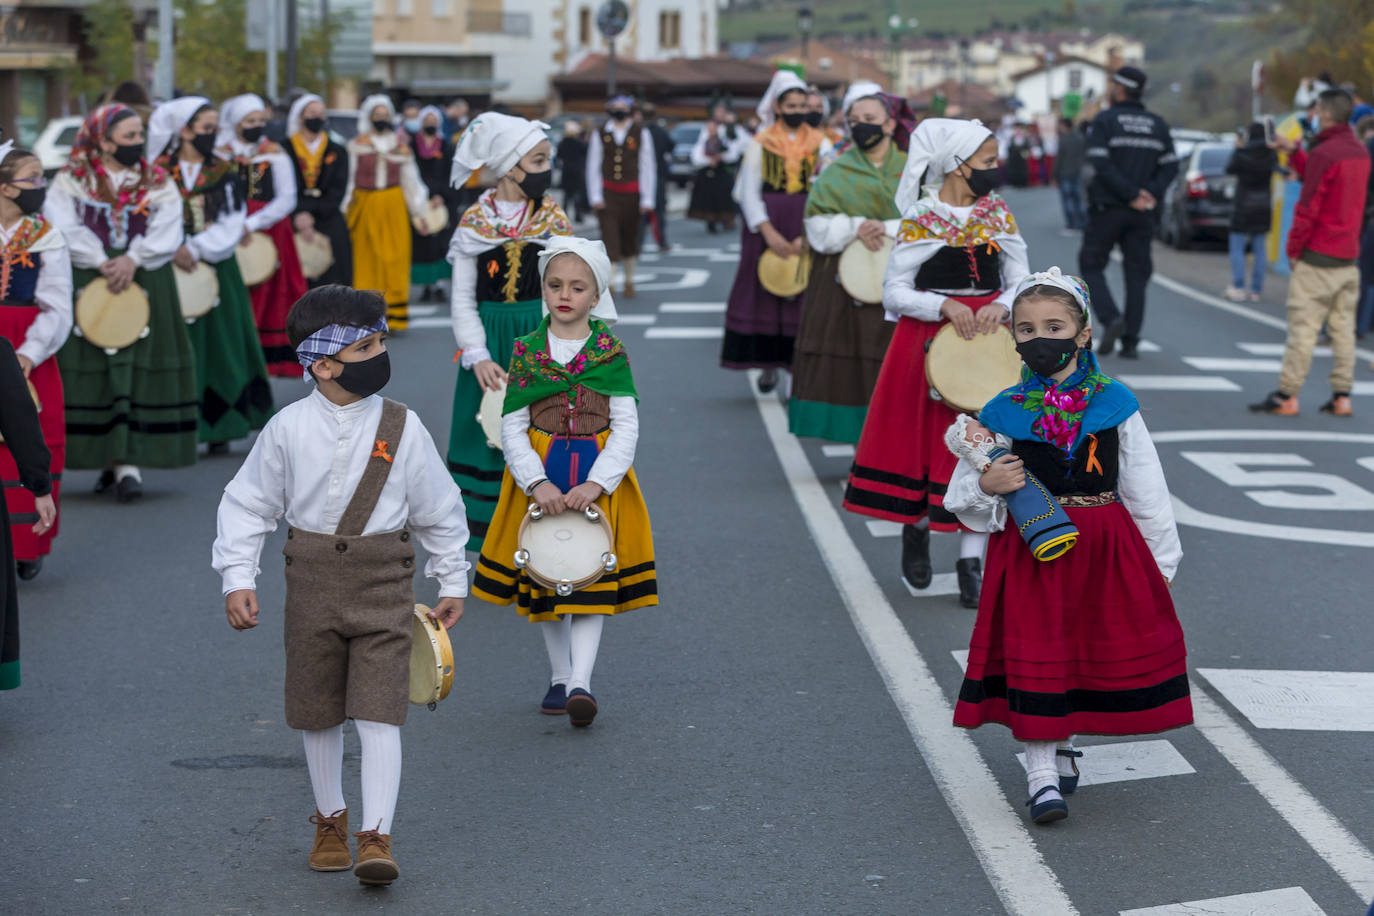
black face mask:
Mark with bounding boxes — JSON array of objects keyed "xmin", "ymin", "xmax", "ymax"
[
  {"xmin": 805, "ymin": 111, "xmax": 824, "ymax": 128},
  {"xmin": 515, "ymin": 168, "xmax": 553, "ymax": 201},
  {"xmin": 190, "ymin": 132, "xmax": 217, "ymax": 158},
  {"xmin": 112, "ymin": 142, "xmax": 145, "ymax": 168},
  {"xmin": 241, "ymin": 126, "xmax": 265, "ymax": 143},
  {"xmin": 9, "ymin": 186, "xmax": 45, "ymax": 215},
  {"xmin": 372, "ymin": 120, "xmax": 393, "ymax": 134},
  {"xmin": 302, "ymin": 117, "xmax": 326, "ymax": 134},
  {"xmin": 850, "ymin": 122, "xmax": 886, "ymax": 150},
  {"xmin": 422, "ymin": 125, "xmax": 439, "ymax": 136},
  {"xmin": 780, "ymin": 112, "xmax": 807, "ymax": 129},
  {"xmin": 609, "ymin": 110, "xmax": 631, "ymax": 122},
  {"xmin": 333, "ymin": 349, "xmax": 391, "ymax": 397},
  {"xmin": 1016, "ymin": 336, "xmax": 1080, "ymax": 377},
  {"xmin": 962, "ymin": 164, "xmax": 1001, "ymax": 198}
]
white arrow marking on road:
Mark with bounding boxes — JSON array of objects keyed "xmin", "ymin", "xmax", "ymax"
[
  {"xmin": 1197, "ymin": 669, "xmax": 1374, "ymax": 731},
  {"xmin": 750, "ymin": 371, "xmax": 1079, "ymax": 916},
  {"xmin": 1117, "ymin": 375, "xmax": 1242, "ymax": 391},
  {"xmin": 1119, "ymin": 887, "xmax": 1327, "ymax": 916}
]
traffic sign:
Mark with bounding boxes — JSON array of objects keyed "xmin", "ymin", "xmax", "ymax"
[{"xmin": 596, "ymin": 0, "xmax": 629, "ymax": 39}]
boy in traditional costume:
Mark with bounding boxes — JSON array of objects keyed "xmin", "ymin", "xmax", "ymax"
[{"xmin": 585, "ymin": 95, "xmax": 656, "ymax": 298}]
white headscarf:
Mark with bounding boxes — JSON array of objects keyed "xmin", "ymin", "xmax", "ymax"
[
  {"xmin": 756, "ymin": 70, "xmax": 808, "ymax": 127},
  {"xmin": 148, "ymin": 96, "xmax": 211, "ymax": 160},
  {"xmin": 287, "ymin": 93, "xmax": 324, "ymax": 138},
  {"xmin": 418, "ymin": 105, "xmax": 445, "ymax": 134},
  {"xmin": 356, "ymin": 94, "xmax": 396, "ymax": 137},
  {"xmin": 894, "ymin": 117, "xmax": 994, "ymax": 214},
  {"xmin": 535, "ymin": 236, "xmax": 618, "ymax": 325},
  {"xmin": 842, "ymin": 81, "xmax": 884, "ymax": 116},
  {"xmin": 216, "ymin": 93, "xmax": 268, "ymax": 150},
  {"xmin": 449, "ymin": 111, "xmax": 549, "ymax": 189}
]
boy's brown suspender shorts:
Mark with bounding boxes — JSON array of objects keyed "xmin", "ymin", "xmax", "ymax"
[{"xmin": 282, "ymin": 399, "xmax": 417, "ymax": 730}]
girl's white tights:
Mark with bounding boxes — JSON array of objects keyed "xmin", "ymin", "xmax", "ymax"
[{"xmin": 541, "ymin": 614, "xmax": 605, "ymax": 693}]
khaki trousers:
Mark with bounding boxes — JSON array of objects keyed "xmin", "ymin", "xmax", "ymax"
[{"xmin": 1278, "ymin": 260, "xmax": 1359, "ymax": 396}]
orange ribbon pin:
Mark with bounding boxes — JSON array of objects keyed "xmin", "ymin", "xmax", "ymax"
[
  {"xmin": 1085, "ymin": 434, "xmax": 1103, "ymax": 475},
  {"xmin": 372, "ymin": 439, "xmax": 394, "ymax": 463}
]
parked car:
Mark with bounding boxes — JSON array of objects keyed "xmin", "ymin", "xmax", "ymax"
[
  {"xmin": 1170, "ymin": 128, "xmax": 1221, "ymax": 163},
  {"xmin": 32, "ymin": 116, "xmax": 82, "ymax": 175},
  {"xmin": 668, "ymin": 122, "xmax": 703, "ymax": 188},
  {"xmin": 1159, "ymin": 142, "xmax": 1236, "ymax": 249},
  {"xmin": 325, "ymin": 109, "xmax": 359, "ymax": 143}
]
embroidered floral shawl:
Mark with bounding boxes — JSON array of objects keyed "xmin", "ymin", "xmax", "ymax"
[
  {"xmin": 978, "ymin": 350, "xmax": 1138, "ymax": 456},
  {"xmin": 458, "ymin": 190, "xmax": 572, "ymax": 243},
  {"xmin": 503, "ymin": 317, "xmax": 638, "ymax": 414},
  {"xmin": 895, "ymin": 191, "xmax": 1018, "ymax": 248},
  {"xmin": 63, "ymin": 104, "xmax": 170, "ymax": 224}
]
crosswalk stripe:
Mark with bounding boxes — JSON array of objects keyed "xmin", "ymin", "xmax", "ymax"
[
  {"xmin": 1183, "ymin": 357, "xmax": 1282, "ymax": 372},
  {"xmin": 1119, "ymin": 887, "xmax": 1327, "ymax": 916},
  {"xmin": 1014, "ymin": 739, "xmax": 1195, "ymax": 787},
  {"xmin": 643, "ymin": 327, "xmax": 722, "ymax": 339},
  {"xmin": 1238, "ymin": 342, "xmax": 1333, "ymax": 358},
  {"xmin": 864, "ymin": 520, "xmax": 902, "ymax": 538},
  {"xmin": 1197, "ymin": 669, "xmax": 1374, "ymax": 731},
  {"xmin": 660, "ymin": 303, "xmax": 725, "ymax": 313},
  {"xmin": 821, "ymin": 444, "xmax": 856, "ymax": 458},
  {"xmin": 1116, "ymin": 375, "xmax": 1242, "ymax": 391},
  {"xmin": 615, "ymin": 315, "xmax": 658, "ymax": 326},
  {"xmin": 901, "ymin": 572, "xmax": 960, "ymax": 598}
]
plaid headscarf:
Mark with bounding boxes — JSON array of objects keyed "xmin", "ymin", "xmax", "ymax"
[
  {"xmin": 63, "ymin": 104, "xmax": 168, "ymax": 213},
  {"xmin": 296, "ymin": 318, "xmax": 389, "ymax": 372}
]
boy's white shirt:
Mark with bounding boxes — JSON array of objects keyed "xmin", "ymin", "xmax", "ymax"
[{"xmin": 212, "ymin": 389, "xmax": 471, "ymax": 598}]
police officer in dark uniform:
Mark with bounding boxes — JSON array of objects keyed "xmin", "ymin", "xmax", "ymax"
[{"xmin": 1078, "ymin": 66, "xmax": 1178, "ymax": 357}]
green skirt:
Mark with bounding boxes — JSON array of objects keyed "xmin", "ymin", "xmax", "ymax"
[
  {"xmin": 62, "ymin": 263, "xmax": 198, "ymax": 469},
  {"xmin": 187, "ymin": 257, "xmax": 275, "ymax": 442},
  {"xmin": 787, "ymin": 398, "xmax": 869, "ymax": 445},
  {"xmin": 448, "ymin": 297, "xmax": 544, "ymax": 550},
  {"xmin": 410, "ymin": 259, "xmax": 449, "ymax": 285}
]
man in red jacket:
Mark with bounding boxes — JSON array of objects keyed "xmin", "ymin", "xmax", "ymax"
[{"xmin": 1252, "ymin": 89, "xmax": 1371, "ymax": 416}]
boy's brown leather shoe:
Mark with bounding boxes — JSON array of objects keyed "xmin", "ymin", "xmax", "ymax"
[
  {"xmin": 308, "ymin": 808, "xmax": 352, "ymax": 871},
  {"xmin": 353, "ymin": 830, "xmax": 399, "ymax": 886}
]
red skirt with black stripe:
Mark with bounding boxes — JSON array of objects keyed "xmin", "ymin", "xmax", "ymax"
[
  {"xmin": 953, "ymin": 500, "xmax": 1192, "ymax": 740},
  {"xmin": 842, "ymin": 293, "xmax": 1001, "ymax": 530},
  {"xmin": 246, "ymin": 202, "xmax": 308, "ymax": 378},
  {"xmin": 0, "ymin": 305, "xmax": 63, "ymax": 560}
]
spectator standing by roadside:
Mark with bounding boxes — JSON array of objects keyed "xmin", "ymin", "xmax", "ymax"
[
  {"xmin": 1223, "ymin": 123, "xmax": 1279, "ymax": 303},
  {"xmin": 1251, "ymin": 89, "xmax": 1370, "ymax": 416},
  {"xmin": 1356, "ymin": 114, "xmax": 1374, "ymax": 337},
  {"xmin": 1078, "ymin": 66, "xmax": 1178, "ymax": 358},
  {"xmin": 637, "ymin": 104, "xmax": 672, "ymax": 251},
  {"xmin": 1055, "ymin": 118, "xmax": 1087, "ymax": 232},
  {"xmin": 557, "ymin": 120, "xmax": 590, "ymax": 224}
]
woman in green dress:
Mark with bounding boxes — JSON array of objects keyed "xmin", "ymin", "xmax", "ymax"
[
  {"xmin": 446, "ymin": 112, "xmax": 571, "ymax": 549},
  {"xmin": 42, "ymin": 104, "xmax": 197, "ymax": 502},
  {"xmin": 150, "ymin": 96, "xmax": 274, "ymax": 451}
]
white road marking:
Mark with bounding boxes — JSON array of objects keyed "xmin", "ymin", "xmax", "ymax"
[
  {"xmin": 1238, "ymin": 342, "xmax": 1332, "ymax": 358},
  {"xmin": 902, "ymin": 572, "xmax": 960, "ymax": 598},
  {"xmin": 1182, "ymin": 357, "xmax": 1282, "ymax": 372},
  {"xmin": 630, "ymin": 268, "xmax": 712, "ymax": 291},
  {"xmin": 1190, "ymin": 682, "xmax": 1374, "ymax": 902},
  {"xmin": 1119, "ymin": 887, "xmax": 1327, "ymax": 916},
  {"xmin": 865, "ymin": 520, "xmax": 902, "ymax": 538},
  {"xmin": 1014, "ymin": 740, "xmax": 1196, "ymax": 787},
  {"xmin": 659, "ymin": 302, "xmax": 726, "ymax": 313},
  {"xmin": 614, "ymin": 315, "xmax": 658, "ymax": 326},
  {"xmin": 1153, "ymin": 429, "xmax": 1374, "ymax": 445},
  {"xmin": 1197, "ymin": 669, "xmax": 1374, "ymax": 731},
  {"xmin": 404, "ymin": 316, "xmax": 455, "ymax": 329},
  {"xmin": 405, "ymin": 304, "xmax": 443, "ymax": 317},
  {"xmin": 1094, "ymin": 338, "xmax": 1162, "ymax": 353},
  {"xmin": 643, "ymin": 327, "xmax": 723, "ymax": 340},
  {"xmin": 821, "ymin": 444, "xmax": 856, "ymax": 458},
  {"xmin": 952, "ymin": 649, "xmax": 969, "ymax": 670},
  {"xmin": 750, "ymin": 372, "xmax": 1078, "ymax": 916},
  {"xmin": 1116, "ymin": 375, "xmax": 1242, "ymax": 391}
]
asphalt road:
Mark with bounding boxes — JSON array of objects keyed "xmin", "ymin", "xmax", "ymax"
[{"xmin": 4, "ymin": 187, "xmax": 1373, "ymax": 915}]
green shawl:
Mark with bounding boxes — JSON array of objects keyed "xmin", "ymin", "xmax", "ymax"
[
  {"xmin": 804, "ymin": 144, "xmax": 907, "ymax": 220},
  {"xmin": 503, "ymin": 317, "xmax": 639, "ymax": 414}
]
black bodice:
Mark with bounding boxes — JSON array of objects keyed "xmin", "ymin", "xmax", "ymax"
[
  {"xmin": 1014, "ymin": 425, "xmax": 1119, "ymax": 496},
  {"xmin": 914, "ymin": 244, "xmax": 1001, "ymax": 290},
  {"xmin": 475, "ymin": 241, "xmax": 545, "ymax": 303}
]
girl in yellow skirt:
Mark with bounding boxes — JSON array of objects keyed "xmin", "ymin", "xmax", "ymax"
[
  {"xmin": 471, "ymin": 236, "xmax": 657, "ymax": 727},
  {"xmin": 343, "ymin": 95, "xmax": 430, "ymax": 330}
]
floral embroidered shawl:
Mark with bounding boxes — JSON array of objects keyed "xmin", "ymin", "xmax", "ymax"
[
  {"xmin": 63, "ymin": 104, "xmax": 170, "ymax": 223},
  {"xmin": 503, "ymin": 317, "xmax": 638, "ymax": 415},
  {"xmin": 978, "ymin": 350, "xmax": 1138, "ymax": 456}
]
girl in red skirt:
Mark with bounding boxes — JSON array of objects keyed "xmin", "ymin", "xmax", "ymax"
[
  {"xmin": 218, "ymin": 93, "xmax": 308, "ymax": 377},
  {"xmin": 945, "ymin": 268, "xmax": 1190, "ymax": 824},
  {"xmin": 843, "ymin": 118, "xmax": 1028, "ymax": 607},
  {"xmin": 0, "ymin": 143, "xmax": 69, "ymax": 580}
]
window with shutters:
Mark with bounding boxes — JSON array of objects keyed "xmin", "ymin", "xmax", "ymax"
[
  {"xmin": 658, "ymin": 11, "xmax": 681, "ymax": 49},
  {"xmin": 579, "ymin": 7, "xmax": 591, "ymax": 46}
]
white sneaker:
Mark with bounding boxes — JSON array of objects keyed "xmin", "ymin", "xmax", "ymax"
[{"xmin": 1222, "ymin": 286, "xmax": 1247, "ymax": 302}]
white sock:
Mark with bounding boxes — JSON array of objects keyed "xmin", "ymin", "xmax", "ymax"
[
  {"xmin": 781, "ymin": 368, "xmax": 793, "ymax": 400},
  {"xmin": 1056, "ymin": 738, "xmax": 1080, "ymax": 779},
  {"xmin": 1024, "ymin": 740, "xmax": 1061, "ymax": 800},
  {"xmin": 302, "ymin": 725, "xmax": 346, "ymax": 815},
  {"xmin": 541, "ymin": 616, "xmax": 573, "ymax": 686},
  {"xmin": 354, "ymin": 719, "xmax": 402, "ymax": 835},
  {"xmin": 567, "ymin": 614, "xmax": 605, "ymax": 693},
  {"xmin": 113, "ymin": 463, "xmax": 142, "ymax": 483},
  {"xmin": 624, "ymin": 257, "xmax": 636, "ymax": 286},
  {"xmin": 959, "ymin": 530, "xmax": 988, "ymax": 560}
]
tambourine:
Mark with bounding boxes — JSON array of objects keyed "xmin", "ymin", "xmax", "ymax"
[
  {"xmin": 293, "ymin": 231, "xmax": 334, "ymax": 280},
  {"xmin": 476, "ymin": 383, "xmax": 505, "ymax": 450},
  {"xmin": 174, "ymin": 261, "xmax": 220, "ymax": 322},
  {"xmin": 74, "ymin": 278, "xmax": 151, "ymax": 354},
  {"xmin": 757, "ymin": 248, "xmax": 810, "ymax": 298},
  {"xmin": 514, "ymin": 503, "xmax": 616, "ymax": 597},
  {"xmin": 409, "ymin": 604, "xmax": 454, "ymax": 709},
  {"xmin": 925, "ymin": 324, "xmax": 1021, "ymax": 414},
  {"xmin": 412, "ymin": 201, "xmax": 449, "ymax": 235},
  {"xmin": 235, "ymin": 232, "xmax": 279, "ymax": 287},
  {"xmin": 837, "ymin": 236, "xmax": 895, "ymax": 304},
  {"xmin": 0, "ymin": 381, "xmax": 41, "ymax": 444}
]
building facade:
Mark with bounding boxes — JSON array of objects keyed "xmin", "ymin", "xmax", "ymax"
[{"xmin": 1011, "ymin": 57, "xmax": 1110, "ymax": 119}]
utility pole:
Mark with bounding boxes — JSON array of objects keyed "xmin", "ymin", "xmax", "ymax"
[
  {"xmin": 154, "ymin": 0, "xmax": 174, "ymax": 99},
  {"xmin": 285, "ymin": 0, "xmax": 299, "ymax": 93},
  {"xmin": 266, "ymin": 0, "xmax": 279, "ymax": 101}
]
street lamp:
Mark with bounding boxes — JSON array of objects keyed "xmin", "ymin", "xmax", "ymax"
[{"xmin": 798, "ymin": 7, "xmax": 813, "ymax": 66}]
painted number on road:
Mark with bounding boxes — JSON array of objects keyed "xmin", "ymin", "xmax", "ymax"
[{"xmin": 1181, "ymin": 451, "xmax": 1374, "ymax": 511}]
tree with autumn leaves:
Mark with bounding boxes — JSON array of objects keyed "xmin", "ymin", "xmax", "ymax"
[{"xmin": 1266, "ymin": 0, "xmax": 1374, "ymax": 104}]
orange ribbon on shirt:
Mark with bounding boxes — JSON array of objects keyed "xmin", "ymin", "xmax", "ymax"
[
  {"xmin": 1085, "ymin": 434, "xmax": 1103, "ymax": 475},
  {"xmin": 372, "ymin": 439, "xmax": 394, "ymax": 463}
]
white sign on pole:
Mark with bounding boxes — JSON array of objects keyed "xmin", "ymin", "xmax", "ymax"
[{"xmin": 246, "ymin": 0, "xmax": 287, "ymax": 51}]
